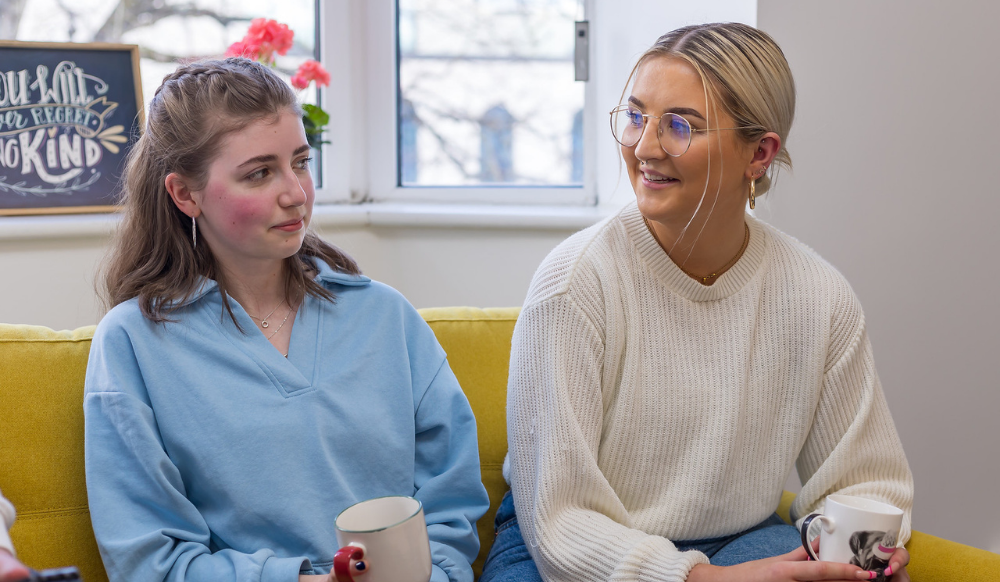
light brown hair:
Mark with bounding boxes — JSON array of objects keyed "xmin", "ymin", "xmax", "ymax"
[
  {"xmin": 624, "ymin": 22, "xmax": 796, "ymax": 196},
  {"xmin": 101, "ymin": 57, "xmax": 359, "ymax": 324}
]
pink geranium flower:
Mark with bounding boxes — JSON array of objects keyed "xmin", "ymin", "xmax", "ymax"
[
  {"xmin": 245, "ymin": 18, "xmax": 295, "ymax": 65},
  {"xmin": 290, "ymin": 60, "xmax": 331, "ymax": 89},
  {"xmin": 225, "ymin": 39, "xmax": 261, "ymax": 60}
]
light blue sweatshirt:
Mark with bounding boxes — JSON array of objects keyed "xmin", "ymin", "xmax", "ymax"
[{"xmin": 84, "ymin": 262, "xmax": 490, "ymax": 582}]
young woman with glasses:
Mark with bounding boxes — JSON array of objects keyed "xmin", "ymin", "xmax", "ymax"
[
  {"xmin": 481, "ymin": 22, "xmax": 913, "ymax": 582},
  {"xmin": 83, "ymin": 58, "xmax": 489, "ymax": 582}
]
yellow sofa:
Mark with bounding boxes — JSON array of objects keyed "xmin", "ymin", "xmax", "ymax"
[{"xmin": 1, "ymin": 308, "xmax": 997, "ymax": 582}]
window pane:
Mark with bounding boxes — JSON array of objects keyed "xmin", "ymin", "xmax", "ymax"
[
  {"xmin": 3, "ymin": 0, "xmax": 316, "ymax": 113},
  {"xmin": 398, "ymin": 0, "xmax": 585, "ymax": 187},
  {"xmin": 3, "ymin": 0, "xmax": 319, "ymax": 181}
]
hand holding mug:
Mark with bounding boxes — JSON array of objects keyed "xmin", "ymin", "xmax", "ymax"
[
  {"xmin": 799, "ymin": 495, "xmax": 906, "ymax": 580},
  {"xmin": 331, "ymin": 496, "xmax": 431, "ymax": 582}
]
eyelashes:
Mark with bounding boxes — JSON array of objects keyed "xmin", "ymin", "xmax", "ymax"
[{"xmin": 245, "ymin": 158, "xmax": 312, "ymax": 182}]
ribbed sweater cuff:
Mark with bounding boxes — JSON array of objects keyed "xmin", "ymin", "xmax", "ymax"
[{"xmin": 622, "ymin": 536, "xmax": 710, "ymax": 582}]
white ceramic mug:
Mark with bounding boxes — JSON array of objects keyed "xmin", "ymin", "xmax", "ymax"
[
  {"xmin": 333, "ymin": 496, "xmax": 432, "ymax": 582},
  {"xmin": 799, "ymin": 494, "xmax": 903, "ymax": 572}
]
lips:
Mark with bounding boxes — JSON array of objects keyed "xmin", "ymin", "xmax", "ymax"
[
  {"xmin": 273, "ymin": 217, "xmax": 304, "ymax": 231},
  {"xmin": 640, "ymin": 168, "xmax": 678, "ymax": 188}
]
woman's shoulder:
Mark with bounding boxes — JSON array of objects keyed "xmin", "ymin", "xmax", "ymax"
[
  {"xmin": 757, "ymin": 218, "xmax": 855, "ymax": 293},
  {"xmin": 523, "ymin": 207, "xmax": 632, "ymax": 308},
  {"xmin": 94, "ymin": 298, "xmax": 153, "ymax": 338},
  {"xmin": 756, "ymin": 218, "xmax": 866, "ymax": 348}
]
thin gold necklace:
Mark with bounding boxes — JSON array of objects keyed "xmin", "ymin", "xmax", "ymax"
[
  {"xmin": 261, "ymin": 305, "xmax": 293, "ymax": 340},
  {"xmin": 642, "ymin": 217, "xmax": 750, "ymax": 285},
  {"xmin": 248, "ymin": 299, "xmax": 286, "ymax": 329}
]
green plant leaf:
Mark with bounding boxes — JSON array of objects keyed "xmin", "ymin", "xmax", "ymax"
[
  {"xmin": 302, "ymin": 103, "xmax": 329, "ymax": 127},
  {"xmin": 301, "ymin": 104, "xmax": 330, "ymax": 150}
]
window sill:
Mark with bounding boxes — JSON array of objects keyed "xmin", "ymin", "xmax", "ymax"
[{"xmin": 0, "ymin": 203, "xmax": 609, "ymax": 242}]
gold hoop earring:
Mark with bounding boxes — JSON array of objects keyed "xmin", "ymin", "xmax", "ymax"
[{"xmin": 749, "ymin": 179, "xmax": 756, "ymax": 210}]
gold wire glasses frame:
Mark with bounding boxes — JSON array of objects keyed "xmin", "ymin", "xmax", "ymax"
[{"xmin": 609, "ymin": 105, "xmax": 758, "ymax": 157}]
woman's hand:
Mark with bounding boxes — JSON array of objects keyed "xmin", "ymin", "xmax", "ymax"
[
  {"xmin": 882, "ymin": 546, "xmax": 910, "ymax": 582},
  {"xmin": 686, "ymin": 544, "xmax": 881, "ymax": 582},
  {"xmin": 0, "ymin": 549, "xmax": 30, "ymax": 582}
]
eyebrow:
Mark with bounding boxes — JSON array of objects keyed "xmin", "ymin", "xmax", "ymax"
[
  {"xmin": 237, "ymin": 145, "xmax": 311, "ymax": 168},
  {"xmin": 628, "ymin": 96, "xmax": 706, "ymax": 121}
]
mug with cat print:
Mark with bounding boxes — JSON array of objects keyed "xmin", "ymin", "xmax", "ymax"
[{"xmin": 799, "ymin": 495, "xmax": 903, "ymax": 573}]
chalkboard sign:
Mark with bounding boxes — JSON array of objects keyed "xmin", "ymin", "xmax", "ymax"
[{"xmin": 0, "ymin": 41, "xmax": 142, "ymax": 215}]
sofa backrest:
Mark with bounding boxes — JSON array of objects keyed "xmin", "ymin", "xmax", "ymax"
[
  {"xmin": 0, "ymin": 307, "xmax": 517, "ymax": 581},
  {"xmin": 0, "ymin": 324, "xmax": 105, "ymax": 582},
  {"xmin": 419, "ymin": 307, "xmax": 517, "ymax": 578}
]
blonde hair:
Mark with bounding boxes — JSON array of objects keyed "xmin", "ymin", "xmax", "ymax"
[
  {"xmin": 624, "ymin": 22, "xmax": 796, "ymax": 196},
  {"xmin": 102, "ymin": 57, "xmax": 359, "ymax": 324}
]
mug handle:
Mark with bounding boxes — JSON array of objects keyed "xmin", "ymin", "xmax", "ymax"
[
  {"xmin": 333, "ymin": 544, "xmax": 368, "ymax": 582},
  {"xmin": 799, "ymin": 513, "xmax": 834, "ymax": 562}
]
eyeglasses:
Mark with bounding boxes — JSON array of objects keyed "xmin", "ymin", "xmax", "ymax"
[{"xmin": 610, "ymin": 104, "xmax": 758, "ymax": 157}]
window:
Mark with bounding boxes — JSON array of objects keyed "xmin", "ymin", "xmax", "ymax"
[
  {"xmin": 4, "ymin": 1, "xmax": 317, "ymax": 107},
  {"xmin": 3, "ymin": 0, "xmax": 320, "ymax": 177},
  {"xmin": 5, "ymin": 0, "xmax": 758, "ymax": 209},
  {"xmin": 356, "ymin": 0, "xmax": 595, "ymax": 205},
  {"xmin": 397, "ymin": 0, "xmax": 585, "ymax": 189}
]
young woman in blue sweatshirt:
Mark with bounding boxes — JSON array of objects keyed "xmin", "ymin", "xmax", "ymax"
[{"xmin": 84, "ymin": 58, "xmax": 489, "ymax": 582}]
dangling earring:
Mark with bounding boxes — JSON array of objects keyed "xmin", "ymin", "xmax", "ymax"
[
  {"xmin": 192, "ymin": 216, "xmax": 197, "ymax": 248},
  {"xmin": 749, "ymin": 167, "xmax": 766, "ymax": 210}
]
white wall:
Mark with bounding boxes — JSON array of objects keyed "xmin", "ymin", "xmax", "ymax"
[
  {"xmin": 0, "ymin": 224, "xmax": 577, "ymax": 330},
  {"xmin": 757, "ymin": 0, "xmax": 1000, "ymax": 552}
]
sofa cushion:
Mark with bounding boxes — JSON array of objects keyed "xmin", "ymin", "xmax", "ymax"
[{"xmin": 0, "ymin": 324, "xmax": 106, "ymax": 582}]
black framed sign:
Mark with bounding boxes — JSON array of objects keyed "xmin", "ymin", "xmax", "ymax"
[{"xmin": 0, "ymin": 41, "xmax": 143, "ymax": 215}]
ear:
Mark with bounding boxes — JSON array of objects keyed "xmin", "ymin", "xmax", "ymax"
[
  {"xmin": 745, "ymin": 131, "xmax": 782, "ymax": 180},
  {"xmin": 165, "ymin": 172, "xmax": 200, "ymax": 218}
]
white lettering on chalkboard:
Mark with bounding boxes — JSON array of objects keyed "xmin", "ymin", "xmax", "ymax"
[{"xmin": 1, "ymin": 60, "xmax": 123, "ymax": 194}]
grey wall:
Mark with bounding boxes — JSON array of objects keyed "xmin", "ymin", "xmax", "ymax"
[{"xmin": 758, "ymin": 0, "xmax": 1000, "ymax": 552}]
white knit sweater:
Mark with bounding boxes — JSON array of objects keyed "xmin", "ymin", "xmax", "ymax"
[
  {"xmin": 505, "ymin": 202, "xmax": 913, "ymax": 582},
  {"xmin": 0, "ymin": 487, "xmax": 15, "ymax": 555}
]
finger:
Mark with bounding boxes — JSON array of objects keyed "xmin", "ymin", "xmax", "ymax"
[
  {"xmin": 779, "ymin": 534, "xmax": 823, "ymax": 563},
  {"xmin": 885, "ymin": 547, "xmax": 910, "ymax": 578},
  {"xmin": 777, "ymin": 543, "xmax": 813, "ymax": 562},
  {"xmin": 797, "ymin": 560, "xmax": 865, "ymax": 580}
]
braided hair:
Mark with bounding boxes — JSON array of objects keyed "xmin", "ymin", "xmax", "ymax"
[{"xmin": 101, "ymin": 57, "xmax": 359, "ymax": 324}]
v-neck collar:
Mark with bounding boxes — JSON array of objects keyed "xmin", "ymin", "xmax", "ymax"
[
  {"xmin": 206, "ymin": 296, "xmax": 314, "ymax": 397},
  {"xmin": 191, "ymin": 260, "xmax": 372, "ymax": 398}
]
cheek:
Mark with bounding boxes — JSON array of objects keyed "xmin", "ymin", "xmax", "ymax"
[
  {"xmin": 206, "ymin": 189, "xmax": 270, "ymax": 233},
  {"xmin": 623, "ymin": 145, "xmax": 640, "ymax": 180}
]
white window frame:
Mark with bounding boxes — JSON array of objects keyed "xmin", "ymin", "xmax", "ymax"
[
  {"xmin": 315, "ymin": 0, "xmax": 756, "ymax": 208},
  {"xmin": 316, "ymin": 0, "xmax": 597, "ymax": 206}
]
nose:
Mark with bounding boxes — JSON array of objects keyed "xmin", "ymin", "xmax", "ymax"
[
  {"xmin": 278, "ymin": 167, "xmax": 309, "ymax": 208},
  {"xmin": 633, "ymin": 116, "xmax": 666, "ymax": 163}
]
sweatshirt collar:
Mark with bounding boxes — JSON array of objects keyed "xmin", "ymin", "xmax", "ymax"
[
  {"xmin": 312, "ymin": 259, "xmax": 371, "ymax": 287},
  {"xmin": 620, "ymin": 201, "xmax": 767, "ymax": 302},
  {"xmin": 173, "ymin": 259, "xmax": 371, "ymax": 308}
]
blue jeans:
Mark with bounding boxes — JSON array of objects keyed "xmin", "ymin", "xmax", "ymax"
[{"xmin": 479, "ymin": 491, "xmax": 801, "ymax": 582}]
